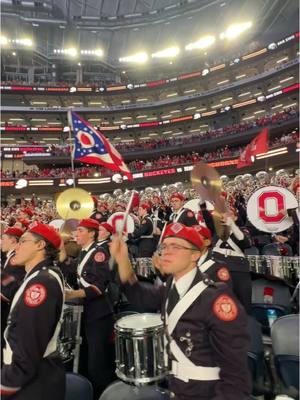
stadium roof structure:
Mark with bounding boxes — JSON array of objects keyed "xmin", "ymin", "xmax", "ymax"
[{"xmin": 1, "ymin": 0, "xmax": 299, "ymax": 67}]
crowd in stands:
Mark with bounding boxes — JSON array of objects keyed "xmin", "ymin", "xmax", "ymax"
[
  {"xmin": 1, "ymin": 131, "xmax": 298, "ymax": 180},
  {"xmin": 114, "ymin": 108, "xmax": 298, "ymax": 152},
  {"xmin": 7, "ymin": 108, "xmax": 296, "ymax": 158}
]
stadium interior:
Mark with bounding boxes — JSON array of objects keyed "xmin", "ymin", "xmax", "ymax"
[{"xmin": 0, "ymin": 0, "xmax": 299, "ymax": 399}]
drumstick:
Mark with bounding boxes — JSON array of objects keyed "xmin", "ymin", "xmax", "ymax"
[
  {"xmin": 119, "ymin": 190, "xmax": 135, "ymax": 237},
  {"xmin": 157, "ymin": 222, "xmax": 168, "ymax": 246}
]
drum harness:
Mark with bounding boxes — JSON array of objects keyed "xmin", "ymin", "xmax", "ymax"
[
  {"xmin": 213, "ymin": 238, "xmax": 245, "ymax": 258},
  {"xmin": 3, "ymin": 267, "xmax": 65, "ymax": 365},
  {"xmin": 140, "ymin": 215, "xmax": 155, "ymax": 239},
  {"xmin": 170, "ymin": 207, "xmax": 186, "ymax": 223},
  {"xmin": 164, "ymin": 280, "xmax": 220, "ymax": 383},
  {"xmin": 77, "ymin": 247, "xmax": 98, "ymax": 288}
]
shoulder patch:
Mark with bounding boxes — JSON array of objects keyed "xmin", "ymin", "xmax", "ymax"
[
  {"xmin": 217, "ymin": 267, "xmax": 230, "ymax": 282},
  {"xmin": 24, "ymin": 284, "xmax": 47, "ymax": 308},
  {"xmin": 212, "ymin": 294, "xmax": 238, "ymax": 322},
  {"xmin": 94, "ymin": 251, "xmax": 106, "ymax": 263},
  {"xmin": 187, "ymin": 211, "xmax": 194, "ymax": 218}
]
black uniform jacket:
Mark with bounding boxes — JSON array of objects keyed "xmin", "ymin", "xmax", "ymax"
[
  {"xmin": 1, "ymin": 259, "xmax": 64, "ymax": 398},
  {"xmin": 123, "ymin": 268, "xmax": 251, "ymax": 400},
  {"xmin": 198, "ymin": 251, "xmax": 233, "ymax": 288},
  {"xmin": 128, "ymin": 215, "xmax": 156, "ymax": 257},
  {"xmin": 1, "ymin": 251, "xmax": 26, "ymax": 303},
  {"xmin": 59, "ymin": 242, "xmax": 113, "ymax": 322},
  {"xmin": 213, "ymin": 232, "xmax": 251, "ymax": 273},
  {"xmin": 169, "ymin": 208, "xmax": 198, "ymax": 227}
]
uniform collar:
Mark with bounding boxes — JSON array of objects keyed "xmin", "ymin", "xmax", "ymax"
[
  {"xmin": 82, "ymin": 241, "xmax": 95, "ymax": 252},
  {"xmin": 98, "ymin": 239, "xmax": 108, "ymax": 245},
  {"xmin": 197, "ymin": 250, "xmax": 209, "ymax": 266},
  {"xmin": 173, "ymin": 267, "xmax": 197, "ymax": 298},
  {"xmin": 6, "ymin": 249, "xmax": 15, "ymax": 259},
  {"xmin": 25, "ymin": 258, "xmax": 53, "ymax": 279}
]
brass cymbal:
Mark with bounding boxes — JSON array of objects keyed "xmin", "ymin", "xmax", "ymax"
[
  {"xmin": 56, "ymin": 188, "xmax": 94, "ymax": 220},
  {"xmin": 191, "ymin": 161, "xmax": 223, "ymax": 208}
]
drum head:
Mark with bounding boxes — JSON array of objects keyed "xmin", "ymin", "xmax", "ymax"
[{"xmin": 116, "ymin": 313, "xmax": 162, "ymax": 329}]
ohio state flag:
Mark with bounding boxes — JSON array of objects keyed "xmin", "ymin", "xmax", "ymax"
[{"xmin": 69, "ymin": 111, "xmax": 133, "ymax": 180}]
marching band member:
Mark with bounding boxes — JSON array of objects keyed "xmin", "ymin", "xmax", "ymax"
[
  {"xmin": 1, "ymin": 223, "xmax": 65, "ymax": 400},
  {"xmin": 61, "ymin": 218, "xmax": 114, "ymax": 399},
  {"xmin": 169, "ymin": 193, "xmax": 198, "ymax": 226},
  {"xmin": 212, "ymin": 210, "xmax": 252, "ymax": 314},
  {"xmin": 1, "ymin": 227, "xmax": 26, "ymax": 353},
  {"xmin": 194, "ymin": 225, "xmax": 233, "ymax": 286},
  {"xmin": 127, "ymin": 203, "xmax": 156, "ymax": 257},
  {"xmin": 110, "ymin": 223, "xmax": 251, "ymax": 400},
  {"xmin": 98, "ymin": 222, "xmax": 115, "ymax": 253}
]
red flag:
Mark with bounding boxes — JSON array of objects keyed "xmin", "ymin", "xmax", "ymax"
[
  {"xmin": 131, "ymin": 191, "xmax": 140, "ymax": 211},
  {"xmin": 237, "ymin": 144, "xmax": 253, "ymax": 169},
  {"xmin": 249, "ymin": 128, "xmax": 269, "ymax": 156}
]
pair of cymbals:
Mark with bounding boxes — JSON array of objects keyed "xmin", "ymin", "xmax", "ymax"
[
  {"xmin": 191, "ymin": 161, "xmax": 225, "ymax": 212},
  {"xmin": 56, "ymin": 188, "xmax": 94, "ymax": 220},
  {"xmin": 191, "ymin": 161, "xmax": 229, "ymax": 240}
]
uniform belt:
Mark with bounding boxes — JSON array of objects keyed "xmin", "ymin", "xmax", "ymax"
[
  {"xmin": 171, "ymin": 360, "xmax": 220, "ymax": 382},
  {"xmin": 140, "ymin": 235, "xmax": 154, "ymax": 238},
  {"xmin": 213, "ymin": 248, "xmax": 245, "ymax": 258}
]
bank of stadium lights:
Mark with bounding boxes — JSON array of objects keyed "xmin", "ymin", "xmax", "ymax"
[
  {"xmin": 80, "ymin": 49, "xmax": 103, "ymax": 57},
  {"xmin": 151, "ymin": 46, "xmax": 180, "ymax": 59},
  {"xmin": 0, "ymin": 35, "xmax": 33, "ymax": 47},
  {"xmin": 220, "ymin": 21, "xmax": 252, "ymax": 40},
  {"xmin": 54, "ymin": 48, "xmax": 77, "ymax": 57},
  {"xmin": 119, "ymin": 52, "xmax": 148, "ymax": 64},
  {"xmin": 185, "ymin": 35, "xmax": 216, "ymax": 51}
]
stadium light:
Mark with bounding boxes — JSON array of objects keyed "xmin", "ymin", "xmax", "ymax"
[
  {"xmin": 152, "ymin": 46, "xmax": 180, "ymax": 58},
  {"xmin": 119, "ymin": 52, "xmax": 148, "ymax": 64},
  {"xmin": 65, "ymin": 47, "xmax": 77, "ymax": 57},
  {"xmin": 0, "ymin": 35, "xmax": 8, "ymax": 46},
  {"xmin": 185, "ymin": 35, "xmax": 215, "ymax": 51},
  {"xmin": 220, "ymin": 21, "xmax": 252, "ymax": 40}
]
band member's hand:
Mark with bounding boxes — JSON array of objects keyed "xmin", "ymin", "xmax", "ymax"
[
  {"xmin": 58, "ymin": 240, "xmax": 67, "ymax": 262},
  {"xmin": 109, "ymin": 236, "xmax": 128, "ymax": 263},
  {"xmin": 274, "ymin": 235, "xmax": 288, "ymax": 244},
  {"xmin": 153, "ymin": 227, "xmax": 162, "ymax": 235},
  {"xmin": 109, "ymin": 236, "xmax": 136, "ymax": 284}
]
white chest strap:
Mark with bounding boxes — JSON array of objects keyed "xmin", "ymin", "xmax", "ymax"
[
  {"xmin": 165, "ymin": 281, "xmax": 220, "ymax": 382},
  {"xmin": 198, "ymin": 259, "xmax": 215, "ymax": 273},
  {"xmin": 166, "ymin": 280, "xmax": 208, "ymax": 335},
  {"xmin": 172, "ymin": 208, "xmax": 186, "ymax": 223},
  {"xmin": 3, "ymin": 269, "xmax": 64, "ymax": 365},
  {"xmin": 77, "ymin": 247, "xmax": 96, "ymax": 288},
  {"xmin": 3, "ymin": 251, "xmax": 15, "ymax": 270},
  {"xmin": 214, "ymin": 238, "xmax": 243, "ymax": 256}
]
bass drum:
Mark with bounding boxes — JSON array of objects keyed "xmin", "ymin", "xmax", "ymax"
[{"xmin": 100, "ymin": 380, "xmax": 169, "ymax": 400}]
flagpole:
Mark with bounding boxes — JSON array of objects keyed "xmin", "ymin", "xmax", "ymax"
[{"xmin": 67, "ymin": 109, "xmax": 76, "ymax": 188}]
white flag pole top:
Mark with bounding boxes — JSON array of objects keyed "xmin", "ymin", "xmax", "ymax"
[
  {"xmin": 67, "ymin": 109, "xmax": 76, "ymax": 188},
  {"xmin": 119, "ymin": 190, "xmax": 135, "ymax": 237}
]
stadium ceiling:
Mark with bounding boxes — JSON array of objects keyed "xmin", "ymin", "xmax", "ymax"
[{"xmin": 1, "ymin": 0, "xmax": 298, "ymax": 65}]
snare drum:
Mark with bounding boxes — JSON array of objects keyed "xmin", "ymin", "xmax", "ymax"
[
  {"xmin": 115, "ymin": 313, "xmax": 166, "ymax": 385},
  {"xmin": 134, "ymin": 258, "xmax": 155, "ymax": 280}
]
